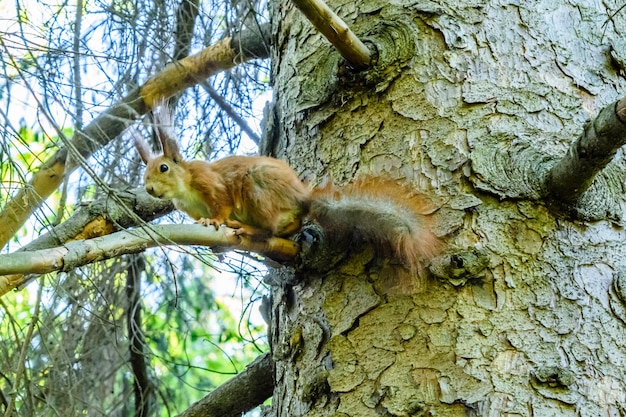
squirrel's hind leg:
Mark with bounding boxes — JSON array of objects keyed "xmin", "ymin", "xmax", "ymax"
[{"xmin": 225, "ymin": 219, "xmax": 273, "ymax": 240}]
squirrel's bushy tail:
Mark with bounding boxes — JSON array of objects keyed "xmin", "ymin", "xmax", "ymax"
[{"xmin": 308, "ymin": 179, "xmax": 439, "ymax": 273}]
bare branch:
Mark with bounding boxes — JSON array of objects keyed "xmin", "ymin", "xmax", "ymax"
[
  {"xmin": 20, "ymin": 188, "xmax": 172, "ymax": 252},
  {"xmin": 291, "ymin": 0, "xmax": 372, "ymax": 69},
  {"xmin": 0, "ymin": 224, "xmax": 299, "ymax": 295},
  {"xmin": 546, "ymin": 98, "xmax": 626, "ymax": 205},
  {"xmin": 73, "ymin": 0, "xmax": 84, "ymax": 129},
  {"xmin": 0, "ymin": 24, "xmax": 271, "ymax": 250},
  {"xmin": 138, "ymin": 26, "xmax": 268, "ymax": 108},
  {"xmin": 230, "ymin": 23, "xmax": 271, "ymax": 60},
  {"xmin": 170, "ymin": 0, "xmax": 200, "ymax": 109},
  {"xmin": 4, "ymin": 282, "xmax": 43, "ymax": 416},
  {"xmin": 126, "ymin": 256, "xmax": 153, "ymax": 417},
  {"xmin": 173, "ymin": 0, "xmax": 201, "ymax": 61},
  {"xmin": 0, "ymin": 188, "xmax": 172, "ymax": 299},
  {"xmin": 176, "ymin": 353, "xmax": 273, "ymax": 417},
  {"xmin": 201, "ymin": 81, "xmax": 261, "ymax": 145}
]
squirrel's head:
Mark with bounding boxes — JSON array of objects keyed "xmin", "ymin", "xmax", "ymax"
[
  {"xmin": 142, "ymin": 154, "xmax": 188, "ymax": 199},
  {"xmin": 134, "ymin": 102, "xmax": 188, "ymax": 200}
]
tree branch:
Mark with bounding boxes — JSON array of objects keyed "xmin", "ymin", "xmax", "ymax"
[
  {"xmin": 0, "ymin": 224, "xmax": 299, "ymax": 295},
  {"xmin": 127, "ymin": 255, "xmax": 153, "ymax": 417},
  {"xmin": 0, "ymin": 24, "xmax": 271, "ymax": 250},
  {"xmin": 4, "ymin": 282, "xmax": 43, "ymax": 416},
  {"xmin": 545, "ymin": 98, "xmax": 626, "ymax": 205},
  {"xmin": 291, "ymin": 0, "xmax": 372, "ymax": 69},
  {"xmin": 29, "ymin": 188, "xmax": 173, "ymax": 251},
  {"xmin": 0, "ymin": 188, "xmax": 173, "ymax": 296},
  {"xmin": 173, "ymin": 0, "xmax": 200, "ymax": 61},
  {"xmin": 200, "ymin": 81, "xmax": 261, "ymax": 145},
  {"xmin": 176, "ymin": 353, "xmax": 273, "ymax": 417},
  {"xmin": 170, "ymin": 0, "xmax": 201, "ymax": 109}
]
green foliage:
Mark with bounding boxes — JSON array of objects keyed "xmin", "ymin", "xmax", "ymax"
[
  {"xmin": 1, "ymin": 124, "xmax": 76, "ymax": 242},
  {"xmin": 0, "ymin": 254, "xmax": 269, "ymax": 416}
]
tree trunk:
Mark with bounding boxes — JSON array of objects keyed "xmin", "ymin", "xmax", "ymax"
[{"xmin": 266, "ymin": 0, "xmax": 626, "ymax": 415}]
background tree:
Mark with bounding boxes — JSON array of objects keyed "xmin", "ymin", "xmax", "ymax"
[
  {"xmin": 2, "ymin": 1, "xmax": 626, "ymax": 417},
  {"xmin": 0, "ymin": 0, "xmax": 272, "ymax": 415}
]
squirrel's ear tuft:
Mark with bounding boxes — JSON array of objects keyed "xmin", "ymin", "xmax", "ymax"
[
  {"xmin": 132, "ymin": 128, "xmax": 152, "ymax": 164},
  {"xmin": 152, "ymin": 100, "xmax": 183, "ymax": 163}
]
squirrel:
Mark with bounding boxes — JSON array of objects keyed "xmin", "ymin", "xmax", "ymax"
[{"xmin": 134, "ymin": 107, "xmax": 439, "ymax": 272}]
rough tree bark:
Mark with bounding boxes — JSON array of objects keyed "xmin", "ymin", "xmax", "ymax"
[{"xmin": 266, "ymin": 0, "xmax": 626, "ymax": 416}]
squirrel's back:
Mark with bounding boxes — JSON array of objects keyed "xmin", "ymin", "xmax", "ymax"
[
  {"xmin": 308, "ymin": 179, "xmax": 438, "ymax": 273},
  {"xmin": 208, "ymin": 155, "xmax": 310, "ymax": 236}
]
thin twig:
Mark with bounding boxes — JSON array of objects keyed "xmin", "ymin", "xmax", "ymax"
[
  {"xmin": 201, "ymin": 81, "xmax": 261, "ymax": 145},
  {"xmin": 73, "ymin": 0, "xmax": 83, "ymax": 129},
  {"xmin": 53, "ymin": 0, "xmax": 84, "ymax": 225}
]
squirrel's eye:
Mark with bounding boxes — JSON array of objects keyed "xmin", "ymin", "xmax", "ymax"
[{"xmin": 159, "ymin": 164, "xmax": 169, "ymax": 173}]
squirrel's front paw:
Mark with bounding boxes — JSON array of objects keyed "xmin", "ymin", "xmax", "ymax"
[{"xmin": 196, "ymin": 218, "xmax": 222, "ymax": 230}]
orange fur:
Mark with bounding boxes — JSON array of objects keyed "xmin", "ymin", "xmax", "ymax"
[
  {"xmin": 135, "ymin": 106, "xmax": 438, "ymax": 270},
  {"xmin": 143, "ymin": 154, "xmax": 309, "ymax": 236}
]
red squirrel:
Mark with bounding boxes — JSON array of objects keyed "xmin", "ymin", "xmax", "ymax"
[{"xmin": 134, "ymin": 107, "xmax": 438, "ymax": 272}]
